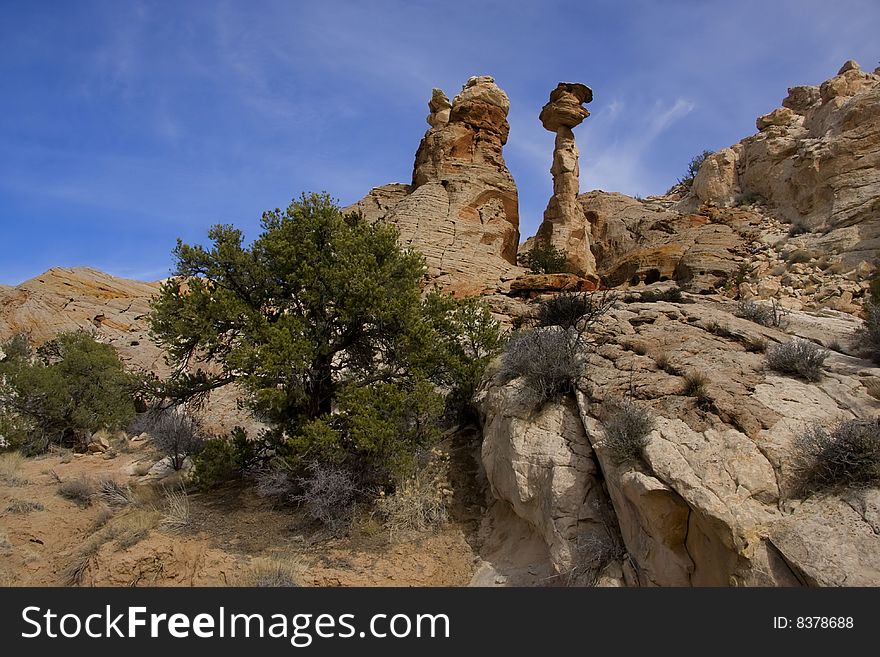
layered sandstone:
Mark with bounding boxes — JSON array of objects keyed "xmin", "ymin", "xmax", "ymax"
[
  {"xmin": 534, "ymin": 83, "xmax": 598, "ymax": 280},
  {"xmin": 347, "ymin": 76, "xmax": 522, "ymax": 295},
  {"xmin": 476, "ymin": 286, "xmax": 880, "ymax": 585},
  {"xmin": 690, "ymin": 60, "xmax": 880, "ymax": 268}
]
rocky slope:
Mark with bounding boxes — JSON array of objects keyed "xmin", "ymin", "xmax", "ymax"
[{"xmin": 475, "ymin": 285, "xmax": 880, "ymax": 586}]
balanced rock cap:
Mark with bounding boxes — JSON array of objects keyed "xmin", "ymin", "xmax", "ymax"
[{"xmin": 540, "ymin": 82, "xmax": 593, "ymax": 132}]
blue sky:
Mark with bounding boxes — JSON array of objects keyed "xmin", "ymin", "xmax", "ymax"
[{"xmin": 1, "ymin": 0, "xmax": 878, "ymax": 284}]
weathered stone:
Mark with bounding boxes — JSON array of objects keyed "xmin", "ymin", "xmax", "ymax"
[
  {"xmin": 477, "ymin": 299, "xmax": 880, "ymax": 586},
  {"xmin": 347, "ymin": 76, "xmax": 523, "ymax": 295},
  {"xmin": 534, "ymin": 83, "xmax": 598, "ymax": 280},
  {"xmin": 693, "ymin": 147, "xmax": 739, "ymax": 205},
  {"xmin": 508, "ymin": 273, "xmax": 597, "ymax": 296}
]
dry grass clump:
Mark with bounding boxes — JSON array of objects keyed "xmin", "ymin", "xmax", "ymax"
[
  {"xmin": 57, "ymin": 476, "xmax": 96, "ymax": 507},
  {"xmin": 96, "ymin": 479, "xmax": 135, "ymax": 508},
  {"xmin": 682, "ymin": 370, "xmax": 711, "ymax": 405},
  {"xmin": 6, "ymin": 499, "xmax": 44, "ymax": 514},
  {"xmin": 375, "ymin": 450, "xmax": 450, "ymax": 534},
  {"xmin": 0, "ymin": 452, "xmax": 27, "ymax": 486},
  {"xmin": 234, "ymin": 558, "xmax": 302, "ymax": 587},
  {"xmin": 112, "ymin": 509, "xmax": 160, "ymax": 550},
  {"xmin": 159, "ymin": 486, "xmax": 190, "ymax": 532}
]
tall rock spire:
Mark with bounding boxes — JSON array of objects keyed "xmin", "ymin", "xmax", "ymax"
[{"xmin": 534, "ymin": 82, "xmax": 598, "ymax": 280}]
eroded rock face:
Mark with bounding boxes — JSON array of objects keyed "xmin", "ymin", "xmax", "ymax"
[
  {"xmin": 346, "ymin": 76, "xmax": 522, "ymax": 296},
  {"xmin": 692, "ymin": 60, "xmax": 880, "ymax": 268},
  {"xmin": 534, "ymin": 83, "xmax": 598, "ymax": 280},
  {"xmin": 477, "ymin": 291, "xmax": 880, "ymax": 586},
  {"xmin": 582, "ymin": 191, "xmax": 751, "ymax": 292}
]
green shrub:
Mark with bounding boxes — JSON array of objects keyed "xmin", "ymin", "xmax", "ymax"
[
  {"xmin": 601, "ymin": 399, "xmax": 656, "ymax": 463},
  {"xmin": 191, "ymin": 438, "xmax": 238, "ymax": 488},
  {"xmin": 791, "ymin": 418, "xmax": 880, "ymax": 495},
  {"xmin": 524, "ymin": 241, "xmax": 568, "ymax": 274},
  {"xmin": 766, "ymin": 339, "xmax": 827, "ymax": 381},
  {"xmin": 499, "ymin": 329, "xmax": 581, "ymax": 402},
  {"xmin": 0, "ymin": 331, "xmax": 138, "ymax": 453}
]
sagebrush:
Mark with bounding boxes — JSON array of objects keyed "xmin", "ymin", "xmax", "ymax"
[
  {"xmin": 765, "ymin": 339, "xmax": 827, "ymax": 381},
  {"xmin": 790, "ymin": 418, "xmax": 880, "ymax": 495},
  {"xmin": 499, "ymin": 329, "xmax": 581, "ymax": 402}
]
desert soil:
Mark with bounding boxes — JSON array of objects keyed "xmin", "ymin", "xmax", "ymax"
[{"xmin": 0, "ymin": 440, "xmax": 479, "ymax": 587}]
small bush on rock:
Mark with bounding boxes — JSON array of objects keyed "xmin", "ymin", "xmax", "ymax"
[
  {"xmin": 534, "ymin": 291, "xmax": 616, "ymax": 340},
  {"xmin": 499, "ymin": 329, "xmax": 581, "ymax": 402},
  {"xmin": 601, "ymin": 399, "xmax": 656, "ymax": 464},
  {"xmin": 735, "ymin": 299, "xmax": 788, "ymax": 328},
  {"xmin": 765, "ymin": 339, "xmax": 827, "ymax": 381},
  {"xmin": 855, "ymin": 300, "xmax": 880, "ymax": 364},
  {"xmin": 791, "ymin": 418, "xmax": 880, "ymax": 495},
  {"xmin": 524, "ymin": 242, "xmax": 568, "ymax": 274}
]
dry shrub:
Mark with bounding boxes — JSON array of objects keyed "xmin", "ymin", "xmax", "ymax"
[
  {"xmin": 790, "ymin": 418, "xmax": 880, "ymax": 496},
  {"xmin": 766, "ymin": 339, "xmax": 827, "ymax": 381},
  {"xmin": 292, "ymin": 462, "xmax": 358, "ymax": 536},
  {"xmin": 856, "ymin": 301, "xmax": 880, "ymax": 364},
  {"xmin": 499, "ymin": 328, "xmax": 582, "ymax": 402},
  {"xmin": 600, "ymin": 399, "xmax": 656, "ymax": 464},
  {"xmin": 865, "ymin": 379, "xmax": 880, "ymax": 401},
  {"xmin": 375, "ymin": 450, "xmax": 450, "ymax": 534},
  {"xmin": 735, "ymin": 299, "xmax": 789, "ymax": 328},
  {"xmin": 57, "ymin": 476, "xmax": 96, "ymax": 507}
]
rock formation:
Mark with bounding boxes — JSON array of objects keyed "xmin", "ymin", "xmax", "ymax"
[
  {"xmin": 347, "ymin": 76, "xmax": 522, "ymax": 296},
  {"xmin": 534, "ymin": 83, "xmax": 598, "ymax": 280},
  {"xmin": 690, "ymin": 59, "xmax": 880, "ymax": 269},
  {"xmin": 476, "ymin": 285, "xmax": 880, "ymax": 585}
]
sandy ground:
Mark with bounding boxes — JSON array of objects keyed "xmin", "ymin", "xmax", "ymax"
[{"xmin": 0, "ymin": 441, "xmax": 479, "ymax": 587}]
